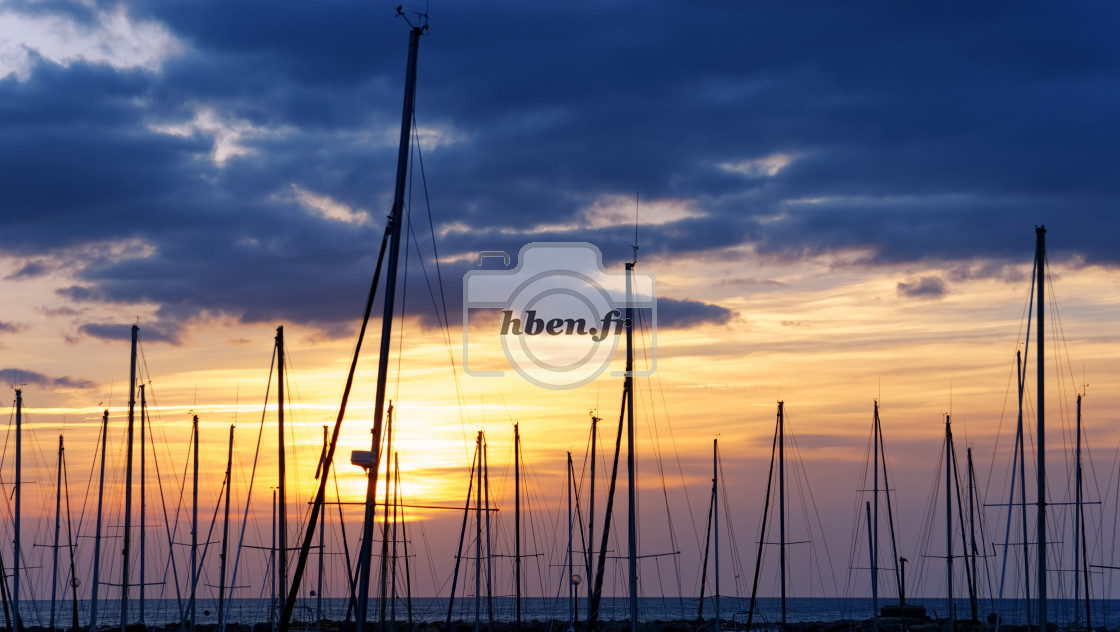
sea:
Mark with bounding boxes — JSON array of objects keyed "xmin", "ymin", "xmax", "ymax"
[{"xmin": 13, "ymin": 597, "xmax": 1120, "ymax": 629}]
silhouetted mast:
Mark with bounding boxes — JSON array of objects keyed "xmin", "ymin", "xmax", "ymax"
[
  {"xmin": 218, "ymin": 424, "xmax": 234, "ymax": 632},
  {"xmin": 190, "ymin": 415, "xmax": 199, "ymax": 632},
  {"xmin": 276, "ymin": 326, "xmax": 289, "ymax": 620},
  {"xmin": 140, "ymin": 384, "xmax": 148, "ymax": 624},
  {"xmin": 945, "ymin": 414, "xmax": 955, "ymax": 632},
  {"xmin": 587, "ymin": 415, "xmax": 597, "ymax": 622},
  {"xmin": 50, "ymin": 434, "xmax": 63, "ymax": 631},
  {"xmin": 514, "ymin": 423, "xmax": 522, "ymax": 631},
  {"xmin": 13, "ymin": 389, "xmax": 22, "ymax": 632},
  {"xmin": 625, "ymin": 261, "xmax": 639, "ymax": 632},
  {"xmin": 90, "ymin": 409, "xmax": 109, "ymax": 631},
  {"xmin": 355, "ymin": 23, "xmax": 423, "ymax": 632},
  {"xmin": 121, "ymin": 324, "xmax": 138, "ymax": 632},
  {"xmin": 1035, "ymin": 226, "xmax": 1047, "ymax": 630},
  {"xmin": 779, "ymin": 400, "xmax": 787, "ymax": 628}
]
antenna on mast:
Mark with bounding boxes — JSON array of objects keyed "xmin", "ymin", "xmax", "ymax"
[
  {"xmin": 397, "ymin": 5, "xmax": 430, "ymax": 32},
  {"xmin": 632, "ymin": 192, "xmax": 640, "ymax": 264}
]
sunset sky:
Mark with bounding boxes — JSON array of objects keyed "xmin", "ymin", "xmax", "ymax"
[{"xmin": 3, "ymin": 0, "xmax": 1120, "ymax": 621}]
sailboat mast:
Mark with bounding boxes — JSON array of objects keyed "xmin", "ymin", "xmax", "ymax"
[
  {"xmin": 778, "ymin": 400, "xmax": 787, "ymax": 628},
  {"xmin": 381, "ymin": 403, "xmax": 396, "ymax": 630},
  {"xmin": 318, "ymin": 425, "xmax": 327, "ymax": 632},
  {"xmin": 271, "ymin": 490, "xmax": 277, "ymax": 631},
  {"xmin": 872, "ymin": 402, "xmax": 879, "ymax": 619},
  {"xmin": 714, "ymin": 438, "xmax": 720, "ymax": 629},
  {"xmin": 967, "ymin": 448, "xmax": 978, "ymax": 621},
  {"xmin": 474, "ymin": 432, "xmax": 482, "ymax": 632},
  {"xmin": 1035, "ymin": 226, "xmax": 1047, "ymax": 630},
  {"xmin": 140, "ymin": 384, "xmax": 147, "ymax": 625},
  {"xmin": 568, "ymin": 451, "xmax": 575, "ymax": 632},
  {"xmin": 484, "ymin": 437, "xmax": 493, "ymax": 630},
  {"xmin": 381, "ymin": 403, "xmax": 395, "ymax": 629},
  {"xmin": 90, "ymin": 409, "xmax": 109, "ymax": 632},
  {"xmin": 51, "ymin": 434, "xmax": 62, "ymax": 631},
  {"xmin": 1078, "ymin": 393, "xmax": 1091, "ymax": 628},
  {"xmin": 625, "ymin": 261, "xmax": 639, "ymax": 632},
  {"xmin": 191, "ymin": 415, "xmax": 200, "ymax": 632},
  {"xmin": 587, "ymin": 415, "xmax": 597, "ymax": 621},
  {"xmin": 356, "ymin": 26, "xmax": 422, "ymax": 632},
  {"xmin": 865, "ymin": 502, "xmax": 876, "ymax": 632},
  {"xmin": 277, "ymin": 325, "xmax": 289, "ymax": 619},
  {"xmin": 219, "ymin": 424, "xmax": 234, "ymax": 632},
  {"xmin": 13, "ymin": 388, "xmax": 21, "ymax": 632},
  {"xmin": 121, "ymin": 324, "xmax": 138, "ymax": 631},
  {"xmin": 514, "ymin": 423, "xmax": 522, "ymax": 632},
  {"xmin": 946, "ymin": 415, "xmax": 954, "ymax": 632},
  {"xmin": 1075, "ymin": 392, "xmax": 1081, "ymax": 617}
]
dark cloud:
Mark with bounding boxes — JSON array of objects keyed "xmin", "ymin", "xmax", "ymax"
[
  {"xmin": 658, "ymin": 298, "xmax": 735, "ymax": 329},
  {"xmin": 897, "ymin": 276, "xmax": 948, "ymax": 300},
  {"xmin": 2, "ymin": 0, "xmax": 1119, "ymax": 335},
  {"xmin": 5, "ymin": 260, "xmax": 51, "ymax": 279},
  {"xmin": 78, "ymin": 323, "xmax": 182, "ymax": 345},
  {"xmin": 0, "ymin": 368, "xmax": 96, "ymax": 390},
  {"xmin": 0, "ymin": 322, "xmax": 24, "ymax": 333}
]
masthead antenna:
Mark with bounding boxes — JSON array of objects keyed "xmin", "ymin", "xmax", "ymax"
[
  {"xmin": 397, "ymin": 5, "xmax": 430, "ymax": 32},
  {"xmin": 632, "ymin": 192, "xmax": 640, "ymax": 264}
]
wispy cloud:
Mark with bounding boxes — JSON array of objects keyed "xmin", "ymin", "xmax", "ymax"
[{"xmin": 0, "ymin": 4, "xmax": 181, "ymax": 81}]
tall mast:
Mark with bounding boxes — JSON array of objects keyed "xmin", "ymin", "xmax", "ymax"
[
  {"xmin": 1075, "ymin": 392, "xmax": 1082, "ymax": 619},
  {"xmin": 391, "ymin": 452, "xmax": 400, "ymax": 632},
  {"xmin": 967, "ymin": 448, "xmax": 978, "ymax": 622},
  {"xmin": 514, "ymin": 423, "xmax": 522, "ymax": 632},
  {"xmin": 865, "ymin": 502, "xmax": 876, "ymax": 632},
  {"xmin": 51, "ymin": 434, "xmax": 63, "ymax": 631},
  {"xmin": 568, "ymin": 451, "xmax": 574, "ymax": 632},
  {"xmin": 778, "ymin": 400, "xmax": 786, "ymax": 629},
  {"xmin": 355, "ymin": 24, "xmax": 423, "ymax": 632},
  {"xmin": 946, "ymin": 415, "xmax": 954, "ymax": 632},
  {"xmin": 872, "ymin": 401, "xmax": 879, "ymax": 620},
  {"xmin": 625, "ymin": 261, "xmax": 639, "ymax": 632},
  {"xmin": 714, "ymin": 438, "xmax": 720, "ymax": 629},
  {"xmin": 276, "ymin": 326, "xmax": 288, "ymax": 619},
  {"xmin": 90, "ymin": 409, "xmax": 109, "ymax": 632},
  {"xmin": 191, "ymin": 415, "xmax": 199, "ymax": 632},
  {"xmin": 219, "ymin": 424, "xmax": 234, "ymax": 632},
  {"xmin": 271, "ymin": 490, "xmax": 277, "ymax": 631},
  {"xmin": 1035, "ymin": 226, "xmax": 1047, "ymax": 630},
  {"xmin": 587, "ymin": 415, "xmax": 597, "ymax": 621},
  {"xmin": 474, "ymin": 432, "xmax": 482, "ymax": 632},
  {"xmin": 318, "ymin": 425, "xmax": 328, "ymax": 632},
  {"xmin": 484, "ymin": 436, "xmax": 493, "ymax": 630},
  {"xmin": 13, "ymin": 389, "xmax": 21, "ymax": 632},
  {"xmin": 139, "ymin": 384, "xmax": 147, "ymax": 625},
  {"xmin": 1078, "ymin": 393, "xmax": 1091, "ymax": 627},
  {"xmin": 381, "ymin": 403, "xmax": 396, "ymax": 630},
  {"xmin": 121, "ymin": 324, "xmax": 138, "ymax": 631}
]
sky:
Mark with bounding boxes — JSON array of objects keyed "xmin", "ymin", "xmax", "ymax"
[{"xmin": 3, "ymin": 0, "xmax": 1120, "ymax": 624}]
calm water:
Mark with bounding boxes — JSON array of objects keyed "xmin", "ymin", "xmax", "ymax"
[{"xmin": 14, "ymin": 597, "xmax": 1120, "ymax": 628}]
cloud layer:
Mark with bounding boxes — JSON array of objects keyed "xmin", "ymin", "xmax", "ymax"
[{"xmin": 2, "ymin": 1, "xmax": 1118, "ymax": 338}]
